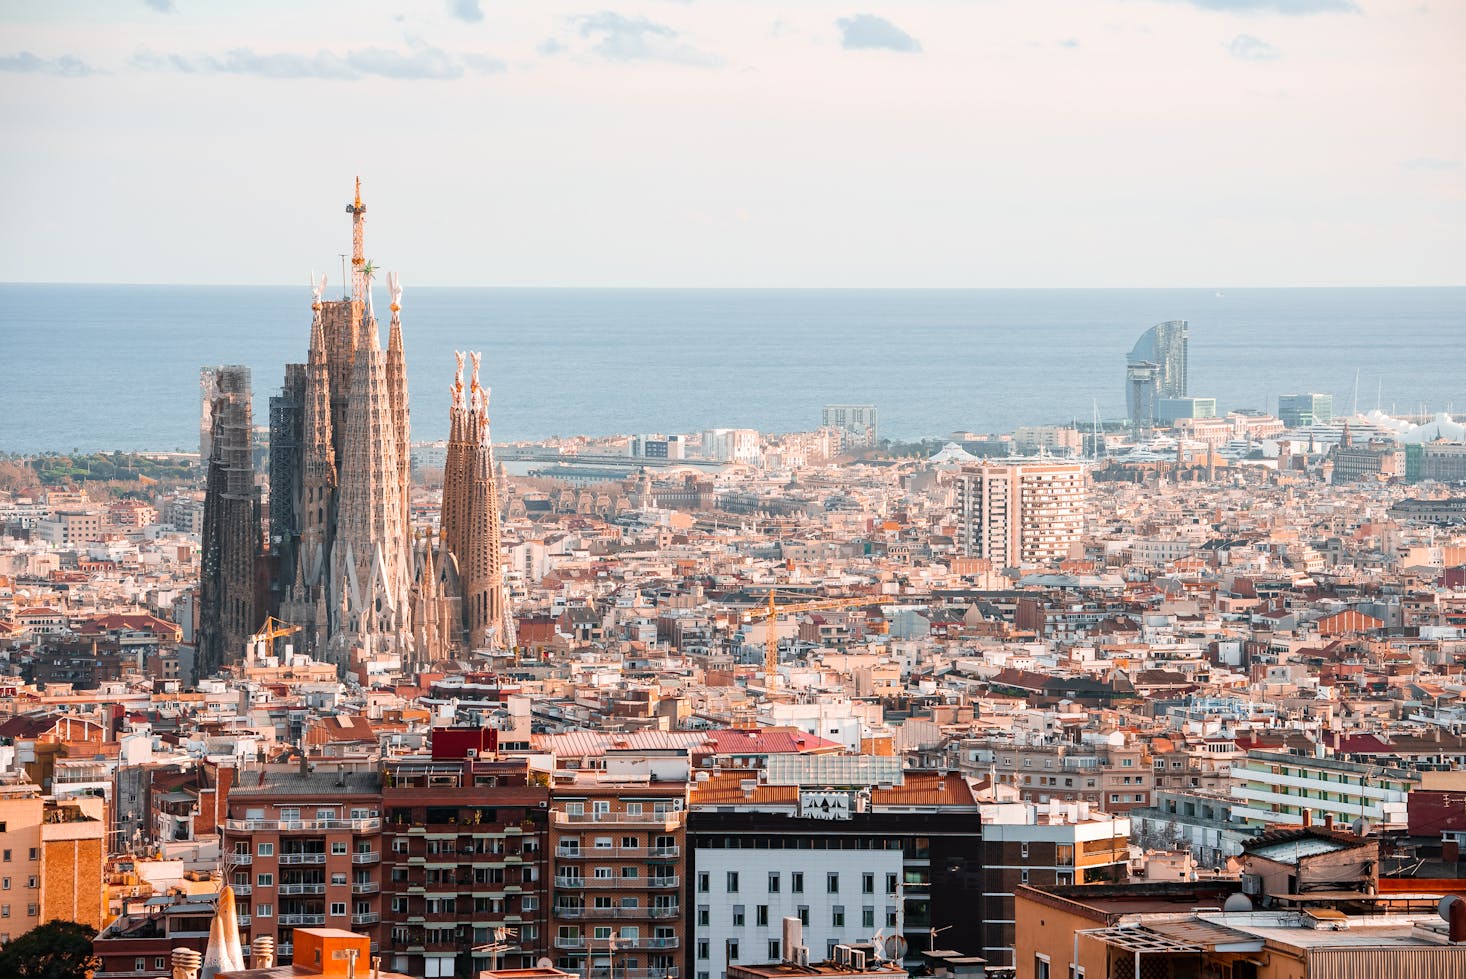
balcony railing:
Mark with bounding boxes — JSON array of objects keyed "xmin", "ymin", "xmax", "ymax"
[
  {"xmin": 233, "ymin": 884, "xmax": 252, "ymax": 896},
  {"xmin": 556, "ymin": 937, "xmax": 590, "ymax": 950},
  {"xmin": 278, "ymin": 853, "xmax": 327, "ymax": 865},
  {"xmin": 278, "ymin": 913, "xmax": 327, "ymax": 926},
  {"xmin": 352, "ymin": 912, "xmax": 380, "ymax": 925},
  {"xmin": 553, "ymin": 906, "xmax": 680, "ymax": 920},
  {"xmin": 231, "ymin": 853, "xmax": 253, "ymax": 865},
  {"xmin": 555, "ymin": 875, "xmax": 679, "ymax": 890},
  {"xmin": 556, "ymin": 846, "xmax": 680, "ymax": 860},
  {"xmin": 278, "ymin": 883, "xmax": 326, "ymax": 895},
  {"xmin": 236, "ymin": 915, "xmax": 251, "ymax": 927},
  {"xmin": 352, "ymin": 852, "xmax": 382, "ymax": 864},
  {"xmin": 551, "ymin": 811, "xmax": 685, "ymax": 829},
  {"xmin": 351, "ymin": 881, "xmax": 380, "ymax": 894},
  {"xmin": 225, "ymin": 817, "xmax": 382, "ymax": 832}
]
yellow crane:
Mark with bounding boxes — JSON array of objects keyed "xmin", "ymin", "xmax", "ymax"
[
  {"xmin": 248, "ymin": 616, "xmax": 301, "ymax": 660},
  {"xmin": 743, "ymin": 591, "xmax": 873, "ymax": 690}
]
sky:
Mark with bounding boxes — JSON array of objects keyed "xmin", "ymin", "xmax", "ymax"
[{"xmin": 1, "ymin": 0, "xmax": 1462, "ymax": 288}]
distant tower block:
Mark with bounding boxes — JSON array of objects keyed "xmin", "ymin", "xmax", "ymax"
[
  {"xmin": 822, "ymin": 404, "xmax": 879, "ymax": 448},
  {"xmin": 1125, "ymin": 320, "xmax": 1188, "ymax": 432}
]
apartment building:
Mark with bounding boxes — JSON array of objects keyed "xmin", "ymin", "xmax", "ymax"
[
  {"xmin": 976, "ymin": 802, "xmax": 1130, "ymax": 968},
  {"xmin": 952, "ymin": 461, "xmax": 1086, "ymax": 567},
  {"xmin": 380, "ymin": 747, "xmax": 552, "ymax": 979},
  {"xmin": 1229, "ymin": 750, "xmax": 1419, "ymax": 830},
  {"xmin": 685, "ymin": 756, "xmax": 982, "ymax": 979},
  {"xmin": 0, "ymin": 775, "xmax": 106, "ymax": 939},
  {"xmin": 955, "ymin": 736, "xmax": 1154, "ymax": 813},
  {"xmin": 219, "ymin": 766, "xmax": 384, "ymax": 966},
  {"xmin": 548, "ymin": 765, "xmax": 688, "ymax": 979}
]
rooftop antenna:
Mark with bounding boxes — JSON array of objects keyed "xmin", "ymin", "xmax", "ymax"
[
  {"xmin": 338, "ymin": 254, "xmax": 349, "ymax": 299},
  {"xmin": 1350, "ymin": 368, "xmax": 1360, "ymax": 417}
]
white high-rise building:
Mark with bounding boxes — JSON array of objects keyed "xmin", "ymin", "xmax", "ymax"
[
  {"xmin": 821, "ymin": 404, "xmax": 878, "ymax": 447},
  {"xmin": 953, "ymin": 461, "xmax": 1087, "ymax": 567}
]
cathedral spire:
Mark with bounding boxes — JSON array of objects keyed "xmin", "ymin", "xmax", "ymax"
[
  {"xmin": 347, "ymin": 176, "xmax": 368, "ymax": 306},
  {"xmin": 385, "ymin": 272, "xmax": 412, "ymax": 546}
]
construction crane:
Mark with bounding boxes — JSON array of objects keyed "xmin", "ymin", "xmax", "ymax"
[
  {"xmin": 743, "ymin": 590, "xmax": 873, "ymax": 691},
  {"xmin": 248, "ymin": 616, "xmax": 301, "ymax": 662}
]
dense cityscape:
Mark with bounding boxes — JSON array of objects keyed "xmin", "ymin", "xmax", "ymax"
[{"xmin": 0, "ymin": 183, "xmax": 1463, "ymax": 979}]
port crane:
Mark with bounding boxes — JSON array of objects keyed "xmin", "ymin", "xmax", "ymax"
[{"xmin": 742, "ymin": 590, "xmax": 874, "ymax": 690}]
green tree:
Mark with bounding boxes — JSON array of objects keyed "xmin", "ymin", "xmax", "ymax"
[{"xmin": 0, "ymin": 920, "xmax": 99, "ymax": 979}]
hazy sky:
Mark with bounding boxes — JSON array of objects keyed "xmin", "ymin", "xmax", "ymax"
[{"xmin": 1, "ymin": 0, "xmax": 1462, "ymax": 287}]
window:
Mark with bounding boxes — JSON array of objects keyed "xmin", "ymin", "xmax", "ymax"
[
  {"xmin": 1035, "ymin": 954, "xmax": 1051, "ymax": 979},
  {"xmin": 726, "ymin": 871, "xmax": 739, "ymax": 893},
  {"xmin": 27, "ymin": 850, "xmax": 37, "ymax": 862},
  {"xmin": 330, "ymin": 902, "xmax": 346, "ymax": 916},
  {"xmin": 756, "ymin": 905, "xmax": 768, "ymax": 926},
  {"xmin": 791, "ymin": 872, "xmax": 804, "ymax": 893},
  {"xmin": 332, "ymin": 841, "xmax": 347, "ymax": 855},
  {"xmin": 862, "ymin": 873, "xmax": 874, "ymax": 894},
  {"xmin": 886, "ymin": 907, "xmax": 898, "ymax": 927},
  {"xmin": 255, "ymin": 903, "xmax": 273, "ymax": 917},
  {"xmin": 726, "ymin": 940, "xmax": 739, "ymax": 962},
  {"xmin": 862, "ymin": 906, "xmax": 875, "ymax": 928},
  {"xmin": 697, "ymin": 906, "xmax": 709, "ymax": 927},
  {"xmin": 831, "ymin": 906, "xmax": 845, "ymax": 928},
  {"xmin": 768, "ymin": 872, "xmax": 780, "ymax": 893},
  {"xmin": 332, "ymin": 873, "xmax": 347, "ymax": 885},
  {"xmin": 886, "ymin": 873, "xmax": 898, "ymax": 895},
  {"xmin": 136, "ymin": 958, "xmax": 147, "ymax": 972},
  {"xmin": 1021, "ymin": 842, "xmax": 1030, "ymax": 859},
  {"xmin": 827, "ymin": 872, "xmax": 839, "ymax": 894},
  {"xmin": 697, "ymin": 872, "xmax": 709, "ymax": 893},
  {"xmin": 696, "ymin": 940, "xmax": 709, "ymax": 960},
  {"xmin": 1, "ymin": 851, "xmax": 8, "ymax": 862},
  {"xmin": 257, "ymin": 843, "xmax": 274, "ymax": 856},
  {"xmin": 391, "ymin": 898, "xmax": 408, "ymax": 913},
  {"xmin": 732, "ymin": 905, "xmax": 745, "ymax": 927},
  {"xmin": 0, "ymin": 879, "xmax": 7, "ymax": 891},
  {"xmin": 1020, "ymin": 869, "xmax": 1029, "ymax": 884},
  {"xmin": 155, "ymin": 958, "xmax": 167, "ymax": 970},
  {"xmin": 768, "ymin": 940, "xmax": 781, "ymax": 960},
  {"xmin": 256, "ymin": 873, "xmax": 273, "ymax": 887},
  {"xmin": 798, "ymin": 906, "xmax": 809, "ymax": 926}
]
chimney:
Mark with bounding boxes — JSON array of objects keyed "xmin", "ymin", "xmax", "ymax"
[
  {"xmin": 1323, "ymin": 813, "xmax": 1334, "ymax": 831},
  {"xmin": 171, "ymin": 948, "xmax": 202, "ymax": 979},
  {"xmin": 1443, "ymin": 839, "xmax": 1460, "ymax": 864},
  {"xmin": 252, "ymin": 936, "xmax": 276, "ymax": 970},
  {"xmin": 1301, "ymin": 808, "xmax": 1312, "ymax": 829},
  {"xmin": 1449, "ymin": 895, "xmax": 1466, "ymax": 943}
]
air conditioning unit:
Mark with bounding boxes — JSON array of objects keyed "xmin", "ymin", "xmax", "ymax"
[
  {"xmin": 1241, "ymin": 873, "xmax": 1262, "ymax": 895},
  {"xmin": 850, "ymin": 951, "xmax": 867, "ymax": 971},
  {"xmin": 466, "ymin": 749, "xmax": 479, "ymax": 760}
]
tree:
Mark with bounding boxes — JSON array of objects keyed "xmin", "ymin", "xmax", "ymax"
[{"xmin": 0, "ymin": 920, "xmax": 99, "ymax": 979}]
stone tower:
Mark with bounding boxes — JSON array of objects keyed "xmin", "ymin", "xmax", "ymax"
[
  {"xmin": 198, "ymin": 365, "xmax": 259, "ymax": 680},
  {"xmin": 274, "ymin": 180, "xmax": 416, "ymax": 671},
  {"xmin": 432, "ymin": 353, "xmax": 513, "ymax": 652}
]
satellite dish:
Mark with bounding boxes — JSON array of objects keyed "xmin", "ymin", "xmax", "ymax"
[
  {"xmin": 883, "ymin": 935, "xmax": 908, "ymax": 960},
  {"xmin": 1223, "ymin": 893, "xmax": 1254, "ymax": 912},
  {"xmin": 1440, "ymin": 895, "xmax": 1463, "ymax": 921},
  {"xmin": 1351, "ymin": 817, "xmax": 1372, "ymax": 836},
  {"xmin": 537, "ymin": 959, "xmax": 555, "ymax": 970}
]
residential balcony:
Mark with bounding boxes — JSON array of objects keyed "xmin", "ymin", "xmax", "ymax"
[
  {"xmin": 224, "ymin": 818, "xmax": 381, "ymax": 832},
  {"xmin": 553, "ymin": 906, "xmax": 680, "ymax": 920},
  {"xmin": 556, "ymin": 846, "xmax": 680, "ymax": 860},
  {"xmin": 231, "ymin": 853, "xmax": 253, "ymax": 865},
  {"xmin": 587, "ymin": 969, "xmax": 680, "ymax": 979},
  {"xmin": 279, "ymin": 883, "xmax": 326, "ymax": 895},
  {"xmin": 554, "ymin": 875, "xmax": 679, "ymax": 890},
  {"xmin": 279, "ymin": 853, "xmax": 327, "ymax": 865},
  {"xmin": 276, "ymin": 945, "xmax": 292, "ymax": 960},
  {"xmin": 551, "ymin": 811, "xmax": 685, "ymax": 830},
  {"xmin": 236, "ymin": 915, "xmax": 251, "ymax": 927},
  {"xmin": 352, "ymin": 852, "xmax": 382, "ymax": 864},
  {"xmin": 352, "ymin": 912, "xmax": 380, "ymax": 925},
  {"xmin": 556, "ymin": 937, "xmax": 590, "ymax": 950},
  {"xmin": 233, "ymin": 884, "xmax": 252, "ymax": 896},
  {"xmin": 351, "ymin": 881, "xmax": 380, "ymax": 894},
  {"xmin": 278, "ymin": 913, "xmax": 327, "ymax": 926},
  {"xmin": 616, "ymin": 937, "xmax": 680, "ymax": 950}
]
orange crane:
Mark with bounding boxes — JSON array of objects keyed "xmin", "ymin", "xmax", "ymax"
[{"xmin": 743, "ymin": 591, "xmax": 874, "ymax": 690}]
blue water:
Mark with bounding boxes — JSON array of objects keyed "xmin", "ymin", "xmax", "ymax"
[{"xmin": 1, "ymin": 285, "xmax": 1462, "ymax": 454}]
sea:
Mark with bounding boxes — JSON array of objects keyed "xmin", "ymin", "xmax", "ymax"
[{"xmin": 1, "ymin": 285, "xmax": 1463, "ymax": 455}]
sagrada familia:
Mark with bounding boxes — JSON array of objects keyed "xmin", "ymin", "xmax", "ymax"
[{"xmin": 198, "ymin": 180, "xmax": 511, "ymax": 679}]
